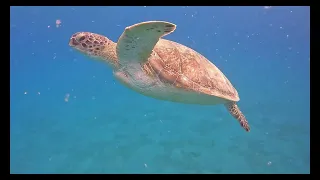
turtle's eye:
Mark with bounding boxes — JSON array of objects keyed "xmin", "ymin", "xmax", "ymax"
[{"xmin": 77, "ymin": 35, "xmax": 86, "ymax": 42}]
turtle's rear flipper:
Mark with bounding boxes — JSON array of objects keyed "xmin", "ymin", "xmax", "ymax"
[{"xmin": 224, "ymin": 102, "xmax": 250, "ymax": 132}]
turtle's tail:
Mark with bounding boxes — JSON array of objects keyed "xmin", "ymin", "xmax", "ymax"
[{"xmin": 224, "ymin": 102, "xmax": 250, "ymax": 132}]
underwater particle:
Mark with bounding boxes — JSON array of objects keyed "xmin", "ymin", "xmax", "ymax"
[
  {"xmin": 48, "ymin": 25, "xmax": 50, "ymax": 28},
  {"xmin": 280, "ymin": 26, "xmax": 283, "ymax": 29},
  {"xmin": 91, "ymin": 20, "xmax": 95, "ymax": 23},
  {"xmin": 94, "ymin": 117, "xmax": 97, "ymax": 120},
  {"xmin": 160, "ymin": 120, "xmax": 163, "ymax": 123},
  {"xmin": 92, "ymin": 96, "xmax": 96, "ymax": 100},
  {"xmin": 37, "ymin": 92, "xmax": 41, "ymax": 95},
  {"xmin": 64, "ymin": 93, "xmax": 70, "ymax": 102},
  {"xmin": 24, "ymin": 91, "xmax": 27, "ymax": 95},
  {"xmin": 286, "ymin": 34, "xmax": 289, "ymax": 38},
  {"xmin": 56, "ymin": 19, "xmax": 61, "ymax": 28},
  {"xmin": 267, "ymin": 161, "xmax": 272, "ymax": 166},
  {"xmin": 264, "ymin": 6, "xmax": 272, "ymax": 9},
  {"xmin": 144, "ymin": 163, "xmax": 148, "ymax": 168}
]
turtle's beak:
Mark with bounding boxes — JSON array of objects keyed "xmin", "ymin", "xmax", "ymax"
[
  {"xmin": 69, "ymin": 37, "xmax": 79, "ymax": 47},
  {"xmin": 69, "ymin": 39, "xmax": 73, "ymax": 47}
]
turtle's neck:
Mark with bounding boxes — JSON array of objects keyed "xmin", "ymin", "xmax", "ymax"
[{"xmin": 101, "ymin": 40, "xmax": 120, "ymax": 70}]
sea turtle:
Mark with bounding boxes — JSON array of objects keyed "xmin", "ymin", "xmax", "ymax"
[{"xmin": 68, "ymin": 21, "xmax": 250, "ymax": 132}]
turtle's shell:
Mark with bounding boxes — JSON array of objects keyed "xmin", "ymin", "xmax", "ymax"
[{"xmin": 145, "ymin": 39, "xmax": 239, "ymax": 102}]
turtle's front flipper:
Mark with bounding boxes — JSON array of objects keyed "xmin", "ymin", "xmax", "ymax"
[
  {"xmin": 116, "ymin": 21, "xmax": 176, "ymax": 66},
  {"xmin": 224, "ymin": 102, "xmax": 250, "ymax": 132}
]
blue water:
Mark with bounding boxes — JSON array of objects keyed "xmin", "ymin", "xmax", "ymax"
[{"xmin": 10, "ymin": 6, "xmax": 310, "ymax": 174}]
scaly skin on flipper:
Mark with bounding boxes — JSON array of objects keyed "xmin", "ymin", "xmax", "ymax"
[
  {"xmin": 225, "ymin": 102, "xmax": 250, "ymax": 132},
  {"xmin": 116, "ymin": 21, "xmax": 176, "ymax": 67}
]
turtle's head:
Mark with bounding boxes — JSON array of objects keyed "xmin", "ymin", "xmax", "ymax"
[{"xmin": 69, "ymin": 32, "xmax": 118, "ymax": 68}]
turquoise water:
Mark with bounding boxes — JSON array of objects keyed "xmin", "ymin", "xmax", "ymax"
[{"xmin": 10, "ymin": 6, "xmax": 310, "ymax": 174}]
